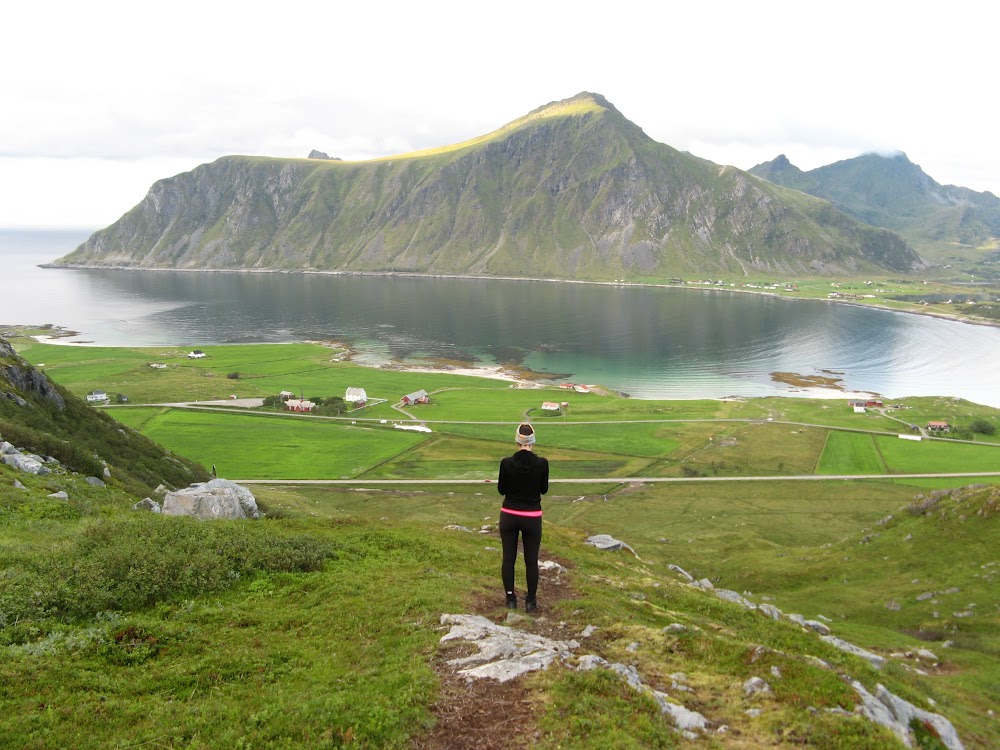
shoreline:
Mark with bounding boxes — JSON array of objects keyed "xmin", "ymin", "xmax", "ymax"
[
  {"xmin": 24, "ymin": 328, "xmax": 881, "ymax": 404},
  {"xmin": 40, "ymin": 262, "xmax": 1000, "ymax": 330}
]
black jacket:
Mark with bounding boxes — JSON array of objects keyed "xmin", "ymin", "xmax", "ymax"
[{"xmin": 497, "ymin": 450, "xmax": 549, "ymax": 512}]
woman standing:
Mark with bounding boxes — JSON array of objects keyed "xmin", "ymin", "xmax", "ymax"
[{"xmin": 497, "ymin": 423, "xmax": 549, "ymax": 612}]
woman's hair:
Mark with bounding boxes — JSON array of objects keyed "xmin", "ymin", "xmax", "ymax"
[{"xmin": 515, "ymin": 423, "xmax": 536, "ymax": 446}]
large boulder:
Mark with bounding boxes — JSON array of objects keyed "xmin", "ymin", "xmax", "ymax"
[
  {"xmin": 162, "ymin": 479, "xmax": 261, "ymax": 519},
  {"xmin": 2, "ymin": 452, "xmax": 51, "ymax": 475}
]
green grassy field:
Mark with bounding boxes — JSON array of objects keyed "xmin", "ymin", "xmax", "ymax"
[
  {"xmin": 817, "ymin": 432, "xmax": 888, "ymax": 474},
  {"xmin": 109, "ymin": 407, "xmax": 430, "ymax": 480}
]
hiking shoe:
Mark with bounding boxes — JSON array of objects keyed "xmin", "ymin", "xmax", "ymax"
[
  {"xmin": 525, "ymin": 600, "xmax": 538, "ymax": 614},
  {"xmin": 505, "ymin": 594, "xmax": 518, "ymax": 609}
]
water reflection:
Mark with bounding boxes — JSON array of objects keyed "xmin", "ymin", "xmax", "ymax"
[{"xmin": 2, "ymin": 231, "xmax": 999, "ymax": 405}]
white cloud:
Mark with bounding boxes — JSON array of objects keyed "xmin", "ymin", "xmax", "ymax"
[{"xmin": 2, "ymin": 0, "xmax": 998, "ymax": 226}]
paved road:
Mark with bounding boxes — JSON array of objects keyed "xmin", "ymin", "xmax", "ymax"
[{"xmin": 234, "ymin": 472, "xmax": 1000, "ymax": 485}]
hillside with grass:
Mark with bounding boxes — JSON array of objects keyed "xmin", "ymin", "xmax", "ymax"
[
  {"xmin": 1, "ymin": 337, "xmax": 209, "ymax": 496},
  {"xmin": 749, "ymin": 153, "xmax": 1000, "ymax": 260},
  {"xmin": 53, "ymin": 93, "xmax": 926, "ymax": 279},
  {"xmin": 3, "ymin": 334, "xmax": 998, "ymax": 747}
]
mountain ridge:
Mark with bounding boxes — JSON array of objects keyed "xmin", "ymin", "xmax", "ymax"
[
  {"xmin": 750, "ymin": 152, "xmax": 1000, "ymax": 255},
  {"xmin": 55, "ymin": 92, "xmax": 926, "ymax": 278}
]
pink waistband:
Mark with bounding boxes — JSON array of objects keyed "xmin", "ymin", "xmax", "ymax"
[{"xmin": 501, "ymin": 507, "xmax": 543, "ymax": 518}]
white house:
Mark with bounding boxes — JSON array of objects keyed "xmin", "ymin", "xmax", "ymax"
[
  {"xmin": 187, "ymin": 350, "xmax": 206, "ymax": 359},
  {"xmin": 345, "ymin": 387, "xmax": 368, "ymax": 406},
  {"xmin": 541, "ymin": 401, "xmax": 561, "ymax": 412},
  {"xmin": 86, "ymin": 390, "xmax": 109, "ymax": 404}
]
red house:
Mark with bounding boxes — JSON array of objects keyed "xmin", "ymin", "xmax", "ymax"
[{"xmin": 401, "ymin": 389, "xmax": 429, "ymax": 405}]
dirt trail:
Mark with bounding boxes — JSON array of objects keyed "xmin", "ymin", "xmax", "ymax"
[{"xmin": 415, "ymin": 554, "xmax": 577, "ymax": 750}]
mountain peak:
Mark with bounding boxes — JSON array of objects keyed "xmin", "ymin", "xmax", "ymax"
[{"xmin": 520, "ymin": 91, "xmax": 619, "ymax": 122}]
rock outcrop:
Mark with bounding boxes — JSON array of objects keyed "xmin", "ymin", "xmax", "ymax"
[{"xmin": 161, "ymin": 478, "xmax": 261, "ymax": 519}]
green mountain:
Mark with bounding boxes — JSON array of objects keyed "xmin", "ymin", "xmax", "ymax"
[
  {"xmin": 750, "ymin": 152, "xmax": 1000, "ymax": 257},
  {"xmin": 55, "ymin": 93, "xmax": 925, "ymax": 278}
]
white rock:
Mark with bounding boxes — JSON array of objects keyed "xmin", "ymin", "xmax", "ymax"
[
  {"xmin": 758, "ymin": 603, "xmax": 783, "ymax": 620},
  {"xmin": 585, "ymin": 534, "xmax": 637, "ymax": 557},
  {"xmin": 439, "ymin": 614, "xmax": 579, "ymax": 683},
  {"xmin": 667, "ymin": 563, "xmax": 694, "ymax": 581},
  {"xmin": 715, "ymin": 589, "xmax": 756, "ymax": 609},
  {"xmin": 47, "ymin": 490, "xmax": 68, "ymax": 499},
  {"xmin": 580, "ymin": 625, "xmax": 598, "ymax": 638},
  {"xmin": 162, "ymin": 479, "xmax": 261, "ymax": 520},
  {"xmin": 821, "ymin": 636, "xmax": 885, "ymax": 669},
  {"xmin": 743, "ymin": 676, "xmax": 771, "ymax": 696},
  {"xmin": 851, "ymin": 681, "xmax": 965, "ymax": 750},
  {"xmin": 132, "ymin": 497, "xmax": 161, "ymax": 513},
  {"xmin": 2, "ymin": 453, "xmax": 50, "ymax": 475},
  {"xmin": 805, "ymin": 619, "xmax": 831, "ymax": 635},
  {"xmin": 651, "ymin": 690, "xmax": 709, "ymax": 731},
  {"xmin": 916, "ymin": 648, "xmax": 938, "ymax": 661}
]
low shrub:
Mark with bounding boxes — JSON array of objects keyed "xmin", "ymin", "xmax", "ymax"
[{"xmin": 0, "ymin": 517, "xmax": 336, "ymax": 633}]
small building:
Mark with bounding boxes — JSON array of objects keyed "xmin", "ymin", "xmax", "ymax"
[
  {"xmin": 853, "ymin": 406, "xmax": 867, "ymax": 414},
  {"xmin": 86, "ymin": 390, "xmax": 109, "ymax": 404},
  {"xmin": 541, "ymin": 401, "xmax": 561, "ymax": 412},
  {"xmin": 187, "ymin": 350, "xmax": 206, "ymax": 359},
  {"xmin": 926, "ymin": 421, "xmax": 951, "ymax": 433},
  {"xmin": 574, "ymin": 385, "xmax": 591, "ymax": 394},
  {"xmin": 345, "ymin": 387, "xmax": 368, "ymax": 407},
  {"xmin": 279, "ymin": 390, "xmax": 295, "ymax": 400},
  {"xmin": 401, "ymin": 389, "xmax": 429, "ymax": 405},
  {"xmin": 285, "ymin": 399, "xmax": 316, "ymax": 413}
]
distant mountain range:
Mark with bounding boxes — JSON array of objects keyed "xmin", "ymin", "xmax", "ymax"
[
  {"xmin": 55, "ymin": 93, "xmax": 927, "ymax": 278},
  {"xmin": 749, "ymin": 153, "xmax": 1000, "ymax": 257}
]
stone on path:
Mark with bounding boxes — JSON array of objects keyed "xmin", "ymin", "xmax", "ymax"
[{"xmin": 439, "ymin": 614, "xmax": 578, "ymax": 683}]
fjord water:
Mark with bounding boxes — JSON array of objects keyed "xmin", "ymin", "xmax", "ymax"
[{"xmin": 3, "ymin": 229, "xmax": 1000, "ymax": 406}]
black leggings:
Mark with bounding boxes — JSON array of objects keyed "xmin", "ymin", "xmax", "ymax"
[{"xmin": 499, "ymin": 512, "xmax": 542, "ymax": 601}]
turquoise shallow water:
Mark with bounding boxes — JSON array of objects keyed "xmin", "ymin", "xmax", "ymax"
[{"xmin": 2, "ymin": 229, "xmax": 1000, "ymax": 405}]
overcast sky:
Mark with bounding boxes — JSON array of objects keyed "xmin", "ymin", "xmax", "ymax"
[{"xmin": 3, "ymin": 0, "xmax": 997, "ymax": 229}]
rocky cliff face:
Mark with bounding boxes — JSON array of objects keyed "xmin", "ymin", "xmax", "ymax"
[
  {"xmin": 0, "ymin": 339, "xmax": 64, "ymax": 411},
  {"xmin": 56, "ymin": 93, "xmax": 926, "ymax": 278}
]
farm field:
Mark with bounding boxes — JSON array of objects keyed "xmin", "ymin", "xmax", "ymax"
[
  {"xmin": 13, "ymin": 337, "xmax": 1000, "ymax": 484},
  {"xmin": 109, "ymin": 407, "xmax": 428, "ymax": 480}
]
